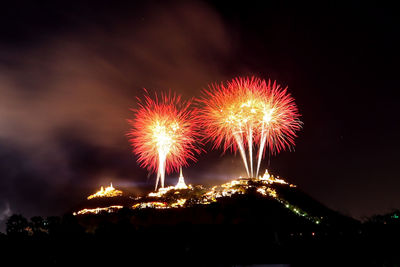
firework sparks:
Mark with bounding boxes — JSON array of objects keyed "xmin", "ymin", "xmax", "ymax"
[
  {"xmin": 128, "ymin": 91, "xmax": 200, "ymax": 190},
  {"xmin": 199, "ymin": 77, "xmax": 302, "ymax": 177}
]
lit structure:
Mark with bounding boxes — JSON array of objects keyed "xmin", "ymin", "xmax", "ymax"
[
  {"xmin": 73, "ymin": 205, "xmax": 123, "ymax": 215},
  {"xmin": 170, "ymin": 198, "xmax": 187, "ymax": 208},
  {"xmin": 132, "ymin": 202, "xmax": 167, "ymax": 209},
  {"xmin": 148, "ymin": 186, "xmax": 174, "ymax": 198},
  {"xmin": 259, "ymin": 169, "xmax": 293, "ymax": 185},
  {"xmin": 87, "ymin": 183, "xmax": 123, "ymax": 200},
  {"xmin": 148, "ymin": 169, "xmax": 192, "ymax": 197},
  {"xmin": 200, "ymin": 170, "xmax": 283, "ymax": 203},
  {"xmin": 175, "ymin": 168, "xmax": 188, "ymax": 189},
  {"xmin": 257, "ymin": 187, "xmax": 277, "ymax": 198}
]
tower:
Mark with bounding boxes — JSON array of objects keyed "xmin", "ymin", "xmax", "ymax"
[
  {"xmin": 175, "ymin": 167, "xmax": 188, "ymax": 189},
  {"xmin": 260, "ymin": 169, "xmax": 271, "ymax": 181}
]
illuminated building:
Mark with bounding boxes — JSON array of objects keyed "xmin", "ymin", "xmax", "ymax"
[
  {"xmin": 87, "ymin": 183, "xmax": 123, "ymax": 200},
  {"xmin": 175, "ymin": 168, "xmax": 188, "ymax": 189},
  {"xmin": 73, "ymin": 205, "xmax": 123, "ymax": 215},
  {"xmin": 132, "ymin": 202, "xmax": 167, "ymax": 209},
  {"xmin": 148, "ymin": 169, "xmax": 192, "ymax": 197},
  {"xmin": 259, "ymin": 169, "xmax": 288, "ymax": 185}
]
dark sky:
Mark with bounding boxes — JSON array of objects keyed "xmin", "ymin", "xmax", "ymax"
[{"xmin": 1, "ymin": 0, "xmax": 399, "ymax": 229}]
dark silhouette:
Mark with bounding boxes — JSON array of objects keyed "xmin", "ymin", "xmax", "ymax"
[
  {"xmin": 6, "ymin": 214, "xmax": 29, "ymax": 237},
  {"xmin": 1, "ymin": 196, "xmax": 400, "ymax": 265}
]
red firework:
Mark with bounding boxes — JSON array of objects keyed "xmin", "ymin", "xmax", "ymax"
[
  {"xmin": 198, "ymin": 76, "xmax": 302, "ymax": 177},
  {"xmin": 127, "ymin": 90, "xmax": 200, "ymax": 188}
]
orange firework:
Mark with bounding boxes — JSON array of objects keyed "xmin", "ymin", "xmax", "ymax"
[
  {"xmin": 199, "ymin": 77, "xmax": 302, "ymax": 177},
  {"xmin": 128, "ymin": 91, "xmax": 200, "ymax": 189}
]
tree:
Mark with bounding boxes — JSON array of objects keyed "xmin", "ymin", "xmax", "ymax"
[
  {"xmin": 46, "ymin": 216, "xmax": 61, "ymax": 236},
  {"xmin": 30, "ymin": 216, "xmax": 47, "ymax": 236},
  {"xmin": 6, "ymin": 214, "xmax": 29, "ymax": 236}
]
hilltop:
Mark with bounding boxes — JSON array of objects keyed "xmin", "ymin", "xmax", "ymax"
[
  {"xmin": 72, "ymin": 170, "xmax": 357, "ymax": 231},
  {"xmin": 61, "ymin": 170, "xmax": 365, "ymax": 264}
]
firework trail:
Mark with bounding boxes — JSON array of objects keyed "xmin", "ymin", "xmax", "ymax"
[
  {"xmin": 128, "ymin": 90, "xmax": 200, "ymax": 190},
  {"xmin": 199, "ymin": 77, "xmax": 302, "ymax": 178}
]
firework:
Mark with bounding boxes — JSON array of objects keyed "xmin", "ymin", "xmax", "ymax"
[
  {"xmin": 199, "ymin": 77, "xmax": 302, "ymax": 177},
  {"xmin": 128, "ymin": 91, "xmax": 200, "ymax": 190}
]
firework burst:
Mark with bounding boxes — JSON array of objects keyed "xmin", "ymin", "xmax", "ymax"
[
  {"xmin": 128, "ymin": 91, "xmax": 200, "ymax": 189},
  {"xmin": 199, "ymin": 77, "xmax": 302, "ymax": 177}
]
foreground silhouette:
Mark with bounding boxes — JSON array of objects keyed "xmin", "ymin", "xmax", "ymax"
[{"xmin": 2, "ymin": 193, "xmax": 400, "ymax": 266}]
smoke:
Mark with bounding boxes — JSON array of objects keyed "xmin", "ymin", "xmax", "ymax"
[
  {"xmin": 184, "ymin": 150, "xmax": 249, "ymax": 186},
  {"xmin": 0, "ymin": 2, "xmax": 230, "ymax": 146},
  {"xmin": 0, "ymin": 1, "xmax": 233, "ymax": 222},
  {"xmin": 0, "ymin": 201, "xmax": 11, "ymax": 233},
  {"xmin": 0, "ymin": 202, "xmax": 11, "ymax": 221}
]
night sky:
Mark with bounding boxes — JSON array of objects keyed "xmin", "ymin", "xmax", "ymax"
[{"xmin": 1, "ymin": 1, "xmax": 399, "ymax": 229}]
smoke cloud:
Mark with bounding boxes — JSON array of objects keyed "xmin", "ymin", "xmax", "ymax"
[{"xmin": 0, "ymin": 1, "xmax": 234, "ymax": 224}]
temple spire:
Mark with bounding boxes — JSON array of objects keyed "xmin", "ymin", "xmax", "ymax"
[{"xmin": 175, "ymin": 167, "xmax": 188, "ymax": 189}]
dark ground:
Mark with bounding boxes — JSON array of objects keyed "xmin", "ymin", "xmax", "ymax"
[{"xmin": 2, "ymin": 193, "xmax": 399, "ymax": 266}]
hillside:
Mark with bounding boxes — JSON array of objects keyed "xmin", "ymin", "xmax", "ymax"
[
  {"xmin": 72, "ymin": 171, "xmax": 358, "ymax": 231},
  {"xmin": 5, "ymin": 172, "xmax": 394, "ymax": 265},
  {"xmin": 61, "ymin": 172, "xmax": 365, "ymax": 264}
]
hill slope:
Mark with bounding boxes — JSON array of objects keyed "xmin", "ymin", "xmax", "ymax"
[{"xmin": 72, "ymin": 173, "xmax": 358, "ymax": 231}]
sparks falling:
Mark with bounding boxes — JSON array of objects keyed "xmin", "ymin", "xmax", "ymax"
[
  {"xmin": 128, "ymin": 91, "xmax": 200, "ymax": 190},
  {"xmin": 199, "ymin": 77, "xmax": 302, "ymax": 177}
]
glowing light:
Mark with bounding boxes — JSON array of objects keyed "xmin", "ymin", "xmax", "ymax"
[
  {"xmin": 75, "ymin": 171, "xmax": 324, "ymax": 225},
  {"xmin": 257, "ymin": 187, "xmax": 277, "ymax": 198},
  {"xmin": 260, "ymin": 169, "xmax": 271, "ymax": 181},
  {"xmin": 175, "ymin": 168, "xmax": 188, "ymax": 189},
  {"xmin": 259, "ymin": 169, "xmax": 289, "ymax": 185},
  {"xmin": 73, "ymin": 205, "xmax": 123, "ymax": 215},
  {"xmin": 199, "ymin": 77, "xmax": 302, "ymax": 178},
  {"xmin": 170, "ymin": 198, "xmax": 187, "ymax": 208},
  {"xmin": 148, "ymin": 186, "xmax": 175, "ymax": 197},
  {"xmin": 147, "ymin": 169, "xmax": 192, "ymax": 198},
  {"xmin": 128, "ymin": 91, "xmax": 200, "ymax": 190},
  {"xmin": 132, "ymin": 202, "xmax": 167, "ymax": 209},
  {"xmin": 87, "ymin": 183, "xmax": 123, "ymax": 200}
]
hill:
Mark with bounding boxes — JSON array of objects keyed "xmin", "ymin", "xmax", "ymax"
[
  {"xmin": 72, "ymin": 171, "xmax": 358, "ymax": 232},
  {"xmin": 5, "ymin": 172, "xmax": 400, "ymax": 265},
  {"xmin": 63, "ymin": 172, "xmax": 366, "ymax": 264}
]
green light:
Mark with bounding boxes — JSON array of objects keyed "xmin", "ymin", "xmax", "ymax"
[{"xmin": 392, "ymin": 214, "xmax": 399, "ymax": 219}]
